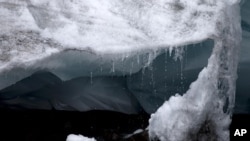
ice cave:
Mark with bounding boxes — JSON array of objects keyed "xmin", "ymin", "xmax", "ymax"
[{"xmin": 0, "ymin": 0, "xmax": 249, "ymax": 141}]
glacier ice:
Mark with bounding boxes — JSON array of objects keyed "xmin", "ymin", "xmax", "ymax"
[
  {"xmin": 0, "ymin": 0, "xmax": 247, "ymax": 141},
  {"xmin": 0, "ymin": 0, "xmax": 228, "ymax": 90},
  {"xmin": 148, "ymin": 0, "xmax": 242, "ymax": 141},
  {"xmin": 66, "ymin": 134, "xmax": 96, "ymax": 141}
]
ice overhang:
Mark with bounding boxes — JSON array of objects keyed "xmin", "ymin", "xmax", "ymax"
[{"xmin": 0, "ymin": 0, "xmax": 225, "ymax": 90}]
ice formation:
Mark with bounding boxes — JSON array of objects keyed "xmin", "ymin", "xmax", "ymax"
[
  {"xmin": 0, "ymin": 0, "xmax": 244, "ymax": 140},
  {"xmin": 0, "ymin": 0, "xmax": 232, "ymax": 89},
  {"xmin": 148, "ymin": 0, "xmax": 242, "ymax": 141},
  {"xmin": 66, "ymin": 134, "xmax": 96, "ymax": 141}
]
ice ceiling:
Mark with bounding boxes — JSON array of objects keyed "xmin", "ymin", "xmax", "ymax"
[{"xmin": 0, "ymin": 0, "xmax": 228, "ymax": 86}]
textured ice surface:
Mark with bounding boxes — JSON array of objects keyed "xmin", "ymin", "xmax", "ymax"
[
  {"xmin": 149, "ymin": 0, "xmax": 242, "ymax": 141},
  {"xmin": 0, "ymin": 0, "xmax": 245, "ymax": 141},
  {"xmin": 0, "ymin": 0, "xmax": 221, "ymax": 52},
  {"xmin": 0, "ymin": 0, "xmax": 228, "ymax": 89}
]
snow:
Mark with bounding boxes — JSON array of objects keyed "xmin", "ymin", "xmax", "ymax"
[
  {"xmin": 25, "ymin": 0, "xmax": 220, "ymax": 53},
  {"xmin": 66, "ymin": 134, "xmax": 96, "ymax": 141}
]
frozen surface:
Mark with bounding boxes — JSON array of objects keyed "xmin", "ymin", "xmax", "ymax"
[
  {"xmin": 0, "ymin": 0, "xmax": 227, "ymax": 89},
  {"xmin": 66, "ymin": 134, "xmax": 96, "ymax": 141},
  {"xmin": 0, "ymin": 0, "xmax": 220, "ymax": 53}
]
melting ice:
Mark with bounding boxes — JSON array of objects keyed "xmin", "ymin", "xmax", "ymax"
[
  {"xmin": 148, "ymin": 0, "xmax": 242, "ymax": 141},
  {"xmin": 0, "ymin": 0, "xmax": 244, "ymax": 141}
]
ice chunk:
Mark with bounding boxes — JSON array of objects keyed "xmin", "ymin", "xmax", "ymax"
[
  {"xmin": 0, "ymin": 0, "xmax": 229, "ymax": 89},
  {"xmin": 66, "ymin": 134, "xmax": 96, "ymax": 141},
  {"xmin": 149, "ymin": 0, "xmax": 242, "ymax": 141}
]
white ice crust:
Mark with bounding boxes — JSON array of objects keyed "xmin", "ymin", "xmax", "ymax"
[
  {"xmin": 0, "ymin": 0, "xmax": 225, "ymax": 80},
  {"xmin": 0, "ymin": 0, "xmax": 221, "ymax": 52}
]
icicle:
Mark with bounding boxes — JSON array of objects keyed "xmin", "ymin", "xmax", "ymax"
[
  {"xmin": 164, "ymin": 52, "xmax": 168, "ymax": 89},
  {"xmin": 90, "ymin": 71, "xmax": 93, "ymax": 85},
  {"xmin": 111, "ymin": 60, "xmax": 115, "ymax": 73}
]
